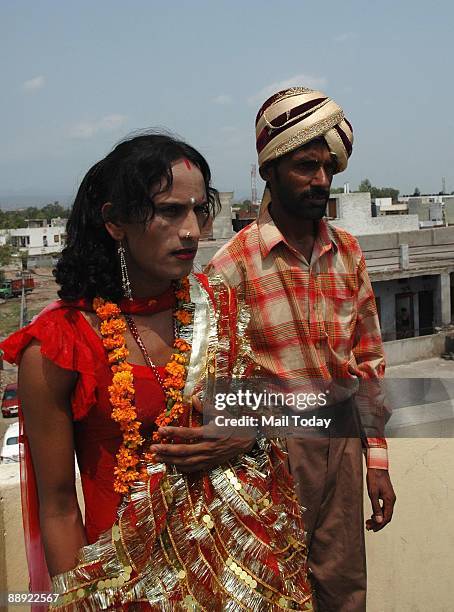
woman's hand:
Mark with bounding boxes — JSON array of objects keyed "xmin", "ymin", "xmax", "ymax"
[{"xmin": 149, "ymin": 397, "xmax": 257, "ymax": 472}]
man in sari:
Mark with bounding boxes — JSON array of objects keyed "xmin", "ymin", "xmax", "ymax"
[{"xmin": 207, "ymin": 87, "xmax": 396, "ymax": 611}]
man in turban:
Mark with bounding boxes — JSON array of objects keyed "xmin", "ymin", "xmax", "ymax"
[{"xmin": 207, "ymin": 87, "xmax": 396, "ymax": 611}]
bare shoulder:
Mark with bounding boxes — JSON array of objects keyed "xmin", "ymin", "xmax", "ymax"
[{"xmin": 19, "ymin": 339, "xmax": 77, "ymax": 400}]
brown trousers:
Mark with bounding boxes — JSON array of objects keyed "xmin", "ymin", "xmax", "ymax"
[{"xmin": 287, "ymin": 432, "xmax": 366, "ymax": 612}]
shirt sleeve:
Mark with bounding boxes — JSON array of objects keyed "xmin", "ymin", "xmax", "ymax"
[
  {"xmin": 366, "ymin": 438, "xmax": 389, "ymax": 469},
  {"xmin": 352, "ymin": 254, "xmax": 390, "ymax": 470}
]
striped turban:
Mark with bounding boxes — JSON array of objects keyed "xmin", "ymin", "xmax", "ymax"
[{"xmin": 256, "ymin": 87, "xmax": 353, "ymax": 173}]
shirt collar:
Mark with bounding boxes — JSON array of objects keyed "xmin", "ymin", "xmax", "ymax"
[{"xmin": 257, "ymin": 199, "xmax": 338, "ymax": 260}]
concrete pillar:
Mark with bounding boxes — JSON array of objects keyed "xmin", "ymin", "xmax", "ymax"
[
  {"xmin": 399, "ymin": 244, "xmax": 409, "ymax": 270},
  {"xmin": 212, "ymin": 192, "xmax": 234, "ymax": 240},
  {"xmin": 437, "ymin": 272, "xmax": 451, "ymax": 326}
]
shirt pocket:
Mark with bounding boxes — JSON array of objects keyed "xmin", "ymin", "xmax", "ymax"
[{"xmin": 316, "ymin": 275, "xmax": 358, "ymax": 332}]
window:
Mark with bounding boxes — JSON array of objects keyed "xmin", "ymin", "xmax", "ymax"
[
  {"xmin": 54, "ymin": 235, "xmax": 60, "ymax": 243},
  {"xmin": 43, "ymin": 236, "xmax": 48, "ymax": 247},
  {"xmin": 327, "ymin": 198, "xmax": 338, "ymax": 219},
  {"xmin": 12, "ymin": 236, "xmax": 30, "ymax": 247}
]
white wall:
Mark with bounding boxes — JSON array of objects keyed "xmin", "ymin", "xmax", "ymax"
[
  {"xmin": 331, "ymin": 193, "xmax": 419, "ymax": 236},
  {"xmin": 7, "ymin": 226, "xmax": 66, "ymax": 256}
]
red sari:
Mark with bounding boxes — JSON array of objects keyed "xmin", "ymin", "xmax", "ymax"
[{"xmin": 0, "ymin": 275, "xmax": 314, "ymax": 611}]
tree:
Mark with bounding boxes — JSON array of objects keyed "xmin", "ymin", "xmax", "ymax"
[
  {"xmin": 412, "ymin": 187, "xmax": 421, "ymax": 196},
  {"xmin": 357, "ymin": 178, "xmax": 400, "ymax": 203},
  {"xmin": 0, "ymin": 244, "xmax": 12, "ymax": 266},
  {"xmin": 358, "ymin": 178, "xmax": 372, "ymax": 192},
  {"xmin": 373, "ymin": 187, "xmax": 400, "ymax": 203},
  {"xmin": 330, "ymin": 187, "xmax": 344, "ymax": 194},
  {"xmin": 0, "ymin": 201, "xmax": 70, "ymax": 229},
  {"xmin": 41, "ymin": 201, "xmax": 69, "ymax": 220},
  {"xmin": 239, "ymin": 199, "xmax": 253, "ymax": 211}
]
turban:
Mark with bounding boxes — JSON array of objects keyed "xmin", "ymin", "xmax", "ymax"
[{"xmin": 255, "ymin": 87, "xmax": 353, "ymax": 173}]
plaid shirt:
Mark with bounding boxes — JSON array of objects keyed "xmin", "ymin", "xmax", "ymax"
[{"xmin": 207, "ymin": 205, "xmax": 389, "ymax": 470}]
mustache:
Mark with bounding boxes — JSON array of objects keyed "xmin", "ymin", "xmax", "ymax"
[{"xmin": 301, "ymin": 188, "xmax": 330, "ymax": 200}]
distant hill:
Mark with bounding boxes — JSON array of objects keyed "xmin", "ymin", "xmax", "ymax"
[{"xmin": 0, "ymin": 194, "xmax": 72, "ymax": 211}]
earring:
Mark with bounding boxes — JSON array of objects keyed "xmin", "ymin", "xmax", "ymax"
[{"xmin": 118, "ymin": 241, "xmax": 132, "ymax": 300}]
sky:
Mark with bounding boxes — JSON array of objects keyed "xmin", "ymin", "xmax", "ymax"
[{"xmin": 1, "ymin": 0, "xmax": 453, "ymax": 207}]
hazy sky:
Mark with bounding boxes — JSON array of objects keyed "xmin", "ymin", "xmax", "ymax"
[{"xmin": 1, "ymin": 0, "xmax": 453, "ymax": 205}]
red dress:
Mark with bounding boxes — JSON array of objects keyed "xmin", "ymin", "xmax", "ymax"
[{"xmin": 1, "ymin": 303, "xmax": 168, "ymax": 544}]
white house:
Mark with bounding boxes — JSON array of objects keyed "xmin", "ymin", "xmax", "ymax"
[{"xmin": 0, "ymin": 219, "xmax": 67, "ymax": 256}]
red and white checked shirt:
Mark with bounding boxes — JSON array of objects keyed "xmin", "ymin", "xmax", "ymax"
[{"xmin": 207, "ymin": 205, "xmax": 389, "ymax": 469}]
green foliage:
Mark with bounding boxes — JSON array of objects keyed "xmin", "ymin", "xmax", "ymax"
[
  {"xmin": 233, "ymin": 200, "xmax": 253, "ymax": 211},
  {"xmin": 0, "ymin": 201, "xmax": 70, "ymax": 229},
  {"xmin": 413, "ymin": 187, "xmax": 421, "ymax": 196},
  {"xmin": 357, "ymin": 178, "xmax": 400, "ymax": 203},
  {"xmin": 330, "ymin": 187, "xmax": 344, "ymax": 194},
  {"xmin": 0, "ymin": 245, "xmax": 12, "ymax": 266},
  {"xmin": 358, "ymin": 178, "xmax": 372, "ymax": 193}
]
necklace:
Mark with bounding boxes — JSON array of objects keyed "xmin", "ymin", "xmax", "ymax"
[
  {"xmin": 124, "ymin": 313, "xmax": 167, "ymax": 388},
  {"xmin": 93, "ymin": 276, "xmax": 193, "ymax": 495}
]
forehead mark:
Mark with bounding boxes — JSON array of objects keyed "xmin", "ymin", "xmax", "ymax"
[{"xmin": 183, "ymin": 158, "xmax": 192, "ymax": 170}]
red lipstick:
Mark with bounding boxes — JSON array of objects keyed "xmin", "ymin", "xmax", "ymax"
[{"xmin": 173, "ymin": 248, "xmax": 197, "ymax": 260}]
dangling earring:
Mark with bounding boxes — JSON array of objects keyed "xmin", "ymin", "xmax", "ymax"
[{"xmin": 118, "ymin": 241, "xmax": 132, "ymax": 300}]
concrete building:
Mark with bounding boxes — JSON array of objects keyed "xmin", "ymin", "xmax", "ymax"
[
  {"xmin": 375, "ymin": 197, "xmax": 409, "ymax": 216},
  {"xmin": 406, "ymin": 197, "xmax": 445, "ymax": 227},
  {"xmin": 195, "ymin": 192, "xmax": 236, "ymax": 269},
  {"xmin": 212, "ymin": 192, "xmax": 234, "ymax": 240},
  {"xmin": 401, "ymin": 194, "xmax": 454, "ymax": 227},
  {"xmin": 359, "ymin": 227, "xmax": 454, "ymax": 342},
  {"xmin": 0, "ymin": 218, "xmax": 67, "ymax": 266},
  {"xmin": 328, "ymin": 192, "xmax": 419, "ymax": 235}
]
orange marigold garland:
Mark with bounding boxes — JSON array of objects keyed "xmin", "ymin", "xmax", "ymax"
[
  {"xmin": 93, "ymin": 276, "xmax": 193, "ymax": 495},
  {"xmin": 154, "ymin": 276, "xmax": 192, "ymax": 438}
]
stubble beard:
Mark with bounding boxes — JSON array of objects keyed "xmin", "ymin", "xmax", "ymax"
[{"xmin": 277, "ymin": 186, "xmax": 329, "ymax": 221}]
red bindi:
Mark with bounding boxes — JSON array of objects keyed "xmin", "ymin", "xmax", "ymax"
[{"xmin": 183, "ymin": 158, "xmax": 192, "ymax": 170}]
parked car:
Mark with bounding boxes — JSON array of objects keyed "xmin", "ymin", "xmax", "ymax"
[
  {"xmin": 0, "ymin": 421, "xmax": 19, "ymax": 463},
  {"xmin": 1, "ymin": 383, "xmax": 19, "ymax": 418}
]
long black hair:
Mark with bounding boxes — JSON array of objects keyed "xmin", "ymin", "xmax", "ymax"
[{"xmin": 55, "ymin": 132, "xmax": 219, "ymax": 301}]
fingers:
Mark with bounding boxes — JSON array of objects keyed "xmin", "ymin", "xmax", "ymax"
[
  {"xmin": 366, "ymin": 469, "xmax": 396, "ymax": 532},
  {"xmin": 150, "ymin": 442, "xmax": 213, "ymax": 458},
  {"xmin": 165, "ymin": 455, "xmax": 210, "ymax": 472},
  {"xmin": 369, "ymin": 490, "xmax": 384, "ymax": 527},
  {"xmin": 380, "ymin": 484, "xmax": 396, "ymax": 528},
  {"xmin": 157, "ymin": 426, "xmax": 204, "ymax": 441},
  {"xmin": 158, "ymin": 424, "xmax": 223, "ymax": 441},
  {"xmin": 191, "ymin": 396, "xmax": 204, "ymax": 414},
  {"xmin": 149, "ymin": 436, "xmax": 256, "ymax": 472},
  {"xmin": 152, "ymin": 448, "xmax": 233, "ymax": 472}
]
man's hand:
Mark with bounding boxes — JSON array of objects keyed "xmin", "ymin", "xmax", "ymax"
[
  {"xmin": 366, "ymin": 468, "xmax": 396, "ymax": 532},
  {"xmin": 148, "ymin": 420, "xmax": 256, "ymax": 473}
]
